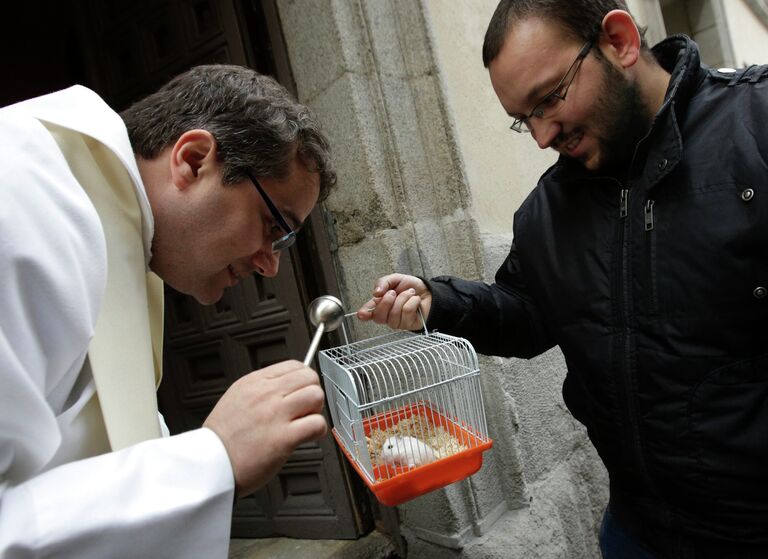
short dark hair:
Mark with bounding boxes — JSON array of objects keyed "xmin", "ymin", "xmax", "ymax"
[
  {"xmin": 482, "ymin": 0, "xmax": 648, "ymax": 67},
  {"xmin": 121, "ymin": 65, "xmax": 336, "ymax": 201}
]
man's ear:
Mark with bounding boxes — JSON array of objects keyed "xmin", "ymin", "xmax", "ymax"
[
  {"xmin": 600, "ymin": 10, "xmax": 641, "ymax": 69},
  {"xmin": 169, "ymin": 129, "xmax": 217, "ymax": 190}
]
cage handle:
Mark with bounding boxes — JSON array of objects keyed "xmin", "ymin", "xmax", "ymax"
[{"xmin": 341, "ymin": 305, "xmax": 429, "ymax": 345}]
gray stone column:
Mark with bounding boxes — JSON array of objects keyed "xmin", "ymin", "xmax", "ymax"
[
  {"xmin": 278, "ymin": 0, "xmax": 482, "ymax": 296},
  {"xmin": 277, "ymin": 1, "xmax": 607, "ymax": 556},
  {"xmin": 278, "ymin": 0, "xmax": 506, "ymax": 544}
]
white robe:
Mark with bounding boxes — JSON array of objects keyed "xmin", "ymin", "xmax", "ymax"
[{"xmin": 0, "ymin": 87, "xmax": 235, "ymax": 558}]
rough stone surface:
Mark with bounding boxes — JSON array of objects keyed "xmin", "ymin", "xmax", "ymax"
[
  {"xmin": 277, "ymin": 1, "xmax": 609, "ymax": 557},
  {"xmin": 405, "ymin": 441, "xmax": 607, "ymax": 558},
  {"xmin": 311, "ymin": 72, "xmax": 401, "ymax": 245},
  {"xmin": 480, "ymin": 233, "xmax": 515, "ymax": 282},
  {"xmin": 278, "ymin": 0, "xmax": 365, "ymax": 102}
]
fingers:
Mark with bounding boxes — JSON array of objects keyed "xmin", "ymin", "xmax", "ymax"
[
  {"xmin": 286, "ymin": 413, "xmax": 328, "ymax": 445},
  {"xmin": 203, "ymin": 360, "xmax": 329, "ymax": 498},
  {"xmin": 385, "ymin": 290, "xmax": 406, "ymax": 330},
  {"xmin": 356, "ymin": 296, "xmax": 381, "ymax": 320},
  {"xmin": 387, "ymin": 288, "xmax": 417, "ymax": 330},
  {"xmin": 357, "ymin": 272, "xmax": 406, "ymax": 320},
  {"xmin": 247, "ymin": 360, "xmax": 325, "ymax": 422},
  {"xmin": 402, "ymin": 293, "xmax": 423, "ymax": 328},
  {"xmin": 365, "ymin": 287, "xmax": 427, "ymax": 331},
  {"xmin": 255, "ymin": 359, "xmax": 307, "ymax": 379},
  {"xmin": 369, "ymin": 289, "xmax": 394, "ymax": 324},
  {"xmin": 358, "ymin": 274, "xmax": 428, "ymax": 325},
  {"xmin": 269, "ymin": 365, "xmax": 321, "ymax": 397},
  {"xmin": 370, "ymin": 273, "xmax": 420, "ymax": 298},
  {"xmin": 372, "ymin": 273, "xmax": 401, "ymax": 297},
  {"xmin": 282, "ymin": 383, "xmax": 326, "ymax": 420}
]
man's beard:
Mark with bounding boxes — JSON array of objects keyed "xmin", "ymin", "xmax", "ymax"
[{"xmin": 590, "ymin": 57, "xmax": 652, "ymax": 176}]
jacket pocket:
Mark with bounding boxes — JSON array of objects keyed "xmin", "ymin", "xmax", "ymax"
[
  {"xmin": 687, "ymin": 353, "xmax": 768, "ymax": 502},
  {"xmin": 652, "ymin": 181, "xmax": 765, "ymax": 317}
]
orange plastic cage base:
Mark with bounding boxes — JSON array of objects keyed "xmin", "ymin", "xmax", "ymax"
[{"xmin": 332, "ymin": 403, "xmax": 493, "ymax": 506}]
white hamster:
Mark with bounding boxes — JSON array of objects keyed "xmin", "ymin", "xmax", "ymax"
[{"xmin": 380, "ymin": 435, "xmax": 438, "ymax": 467}]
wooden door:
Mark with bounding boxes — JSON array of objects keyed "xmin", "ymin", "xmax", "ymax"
[
  {"xmin": 160, "ymin": 260, "xmax": 360, "ymax": 538},
  {"xmin": 67, "ymin": 0, "xmax": 366, "ymax": 539}
]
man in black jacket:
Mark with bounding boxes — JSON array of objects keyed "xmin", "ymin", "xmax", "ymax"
[{"xmin": 358, "ymin": 1, "xmax": 768, "ymax": 557}]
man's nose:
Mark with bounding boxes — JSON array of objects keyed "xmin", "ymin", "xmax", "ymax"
[
  {"xmin": 530, "ymin": 118, "xmax": 561, "ymax": 150},
  {"xmin": 252, "ymin": 249, "xmax": 280, "ymax": 278}
]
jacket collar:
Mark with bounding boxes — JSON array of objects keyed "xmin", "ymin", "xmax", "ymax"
[{"xmin": 631, "ymin": 35, "xmax": 708, "ymax": 191}]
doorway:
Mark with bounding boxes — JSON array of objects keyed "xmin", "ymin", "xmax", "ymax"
[{"xmin": 2, "ymin": 0, "xmax": 367, "ymax": 540}]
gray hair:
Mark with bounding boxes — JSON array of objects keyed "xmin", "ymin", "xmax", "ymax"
[{"xmin": 121, "ymin": 64, "xmax": 336, "ymax": 201}]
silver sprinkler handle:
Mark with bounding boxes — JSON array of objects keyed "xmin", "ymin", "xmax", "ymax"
[{"xmin": 303, "ymin": 323, "xmax": 326, "ymax": 366}]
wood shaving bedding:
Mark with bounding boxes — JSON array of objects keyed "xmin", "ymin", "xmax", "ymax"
[{"xmin": 366, "ymin": 414, "xmax": 467, "ymax": 466}]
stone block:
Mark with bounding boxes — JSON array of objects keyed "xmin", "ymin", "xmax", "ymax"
[
  {"xmin": 278, "ymin": 0, "xmax": 347, "ymax": 102},
  {"xmin": 505, "ymin": 349, "xmax": 588, "ymax": 484},
  {"xmin": 480, "ymin": 232, "xmax": 514, "ymax": 282},
  {"xmin": 687, "ymin": 0, "xmax": 717, "ymax": 33},
  {"xmin": 694, "ymin": 25, "xmax": 725, "ymax": 68},
  {"xmin": 311, "ymin": 73, "xmax": 403, "ymax": 244},
  {"xmin": 661, "ymin": 0, "xmax": 692, "ymax": 35},
  {"xmin": 406, "ymin": 442, "xmax": 607, "ymax": 558}
]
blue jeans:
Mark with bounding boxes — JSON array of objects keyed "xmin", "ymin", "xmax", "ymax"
[{"xmin": 600, "ymin": 507, "xmax": 657, "ymax": 559}]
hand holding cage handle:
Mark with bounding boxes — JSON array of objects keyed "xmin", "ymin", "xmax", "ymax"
[{"xmin": 303, "ymin": 295, "xmax": 428, "ymax": 366}]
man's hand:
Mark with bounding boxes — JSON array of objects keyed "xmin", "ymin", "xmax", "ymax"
[
  {"xmin": 203, "ymin": 360, "xmax": 327, "ymax": 498},
  {"xmin": 356, "ymin": 273, "xmax": 432, "ymax": 331}
]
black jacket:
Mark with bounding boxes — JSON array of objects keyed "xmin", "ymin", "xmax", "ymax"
[{"xmin": 427, "ymin": 36, "xmax": 768, "ymax": 557}]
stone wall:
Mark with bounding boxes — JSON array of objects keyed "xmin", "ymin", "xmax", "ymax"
[{"xmin": 277, "ymin": 1, "xmax": 608, "ymax": 556}]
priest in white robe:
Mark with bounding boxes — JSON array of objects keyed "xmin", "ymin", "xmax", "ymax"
[{"xmin": 0, "ymin": 65, "xmax": 335, "ymax": 558}]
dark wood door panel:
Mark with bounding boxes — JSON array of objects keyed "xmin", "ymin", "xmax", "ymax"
[
  {"xmin": 234, "ymin": 438, "xmax": 361, "ymax": 538},
  {"xmin": 75, "ymin": 0, "xmax": 248, "ymax": 110}
]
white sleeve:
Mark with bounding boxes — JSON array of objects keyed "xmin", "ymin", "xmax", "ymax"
[
  {"xmin": 0, "ymin": 109, "xmax": 235, "ymax": 558},
  {"xmin": 1, "ymin": 428, "xmax": 234, "ymax": 559}
]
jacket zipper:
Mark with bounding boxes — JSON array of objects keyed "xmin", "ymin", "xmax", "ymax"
[
  {"xmin": 645, "ymin": 199, "xmax": 658, "ymax": 314},
  {"xmin": 644, "ymin": 199, "xmax": 655, "ymax": 231},
  {"xmin": 618, "ymin": 187, "xmax": 631, "ymax": 329},
  {"xmin": 616, "ymin": 186, "xmax": 660, "ymax": 500},
  {"xmin": 617, "ymin": 187, "xmax": 630, "ymax": 330},
  {"xmin": 620, "ymin": 188, "xmax": 629, "ymax": 218}
]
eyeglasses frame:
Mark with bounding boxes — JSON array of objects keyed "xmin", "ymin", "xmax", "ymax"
[
  {"xmin": 510, "ymin": 41, "xmax": 593, "ymax": 134},
  {"xmin": 246, "ymin": 171, "xmax": 297, "ymax": 252}
]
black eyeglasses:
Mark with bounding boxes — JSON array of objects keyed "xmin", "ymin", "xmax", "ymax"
[
  {"xmin": 246, "ymin": 172, "xmax": 297, "ymax": 252},
  {"xmin": 510, "ymin": 41, "xmax": 593, "ymax": 134}
]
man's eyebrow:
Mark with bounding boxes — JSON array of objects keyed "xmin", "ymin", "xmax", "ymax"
[
  {"xmin": 514, "ymin": 71, "xmax": 561, "ymax": 115},
  {"xmin": 530, "ymin": 78, "xmax": 559, "ymax": 104}
]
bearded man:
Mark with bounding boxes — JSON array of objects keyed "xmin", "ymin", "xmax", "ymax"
[{"xmin": 358, "ymin": 1, "xmax": 768, "ymax": 557}]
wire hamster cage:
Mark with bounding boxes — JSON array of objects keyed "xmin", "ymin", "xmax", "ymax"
[{"xmin": 317, "ymin": 319, "xmax": 493, "ymax": 506}]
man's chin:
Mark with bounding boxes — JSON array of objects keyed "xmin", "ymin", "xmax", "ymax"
[
  {"xmin": 582, "ymin": 154, "xmax": 602, "ymax": 171},
  {"xmin": 198, "ymin": 294, "xmax": 224, "ymax": 306},
  {"xmin": 190, "ymin": 286, "xmax": 225, "ymax": 306},
  {"xmin": 562, "ymin": 150, "xmax": 601, "ymax": 171}
]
